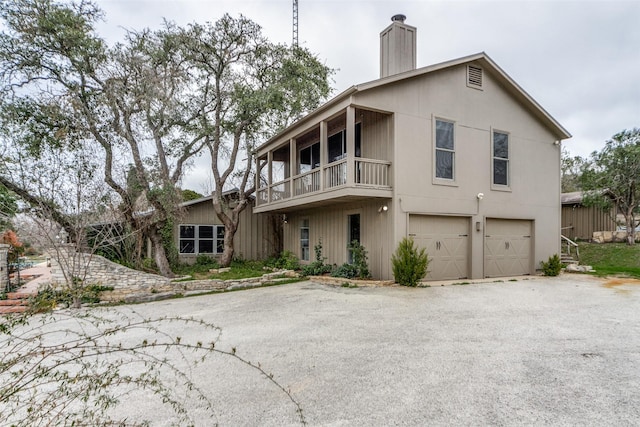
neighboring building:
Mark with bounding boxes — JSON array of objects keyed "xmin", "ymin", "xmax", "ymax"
[
  {"xmin": 175, "ymin": 191, "xmax": 279, "ymax": 264},
  {"xmin": 561, "ymin": 191, "xmax": 617, "ymax": 241},
  {"xmin": 254, "ymin": 15, "xmax": 571, "ymax": 281}
]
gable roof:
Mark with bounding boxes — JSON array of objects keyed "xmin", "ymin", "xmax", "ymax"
[{"xmin": 260, "ymin": 52, "xmax": 571, "ymax": 149}]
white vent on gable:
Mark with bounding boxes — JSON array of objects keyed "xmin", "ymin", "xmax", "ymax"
[{"xmin": 467, "ymin": 65, "xmax": 483, "ymax": 89}]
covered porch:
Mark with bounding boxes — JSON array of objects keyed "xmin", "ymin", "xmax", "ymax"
[{"xmin": 255, "ymin": 106, "xmax": 393, "ymax": 213}]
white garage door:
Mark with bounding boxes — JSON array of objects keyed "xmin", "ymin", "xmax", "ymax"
[
  {"xmin": 484, "ymin": 219, "xmax": 533, "ymax": 278},
  {"xmin": 408, "ymin": 215, "xmax": 469, "ymax": 281}
]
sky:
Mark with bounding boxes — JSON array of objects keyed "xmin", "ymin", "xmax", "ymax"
[{"xmin": 93, "ymin": 0, "xmax": 640, "ymax": 192}]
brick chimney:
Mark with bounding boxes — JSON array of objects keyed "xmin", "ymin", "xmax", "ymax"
[{"xmin": 380, "ymin": 14, "xmax": 417, "ymax": 78}]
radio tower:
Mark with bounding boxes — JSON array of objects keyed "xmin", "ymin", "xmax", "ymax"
[{"xmin": 292, "ymin": 0, "xmax": 299, "ymax": 46}]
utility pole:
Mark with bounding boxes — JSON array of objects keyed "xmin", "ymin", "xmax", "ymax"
[{"xmin": 292, "ymin": 0, "xmax": 299, "ymax": 46}]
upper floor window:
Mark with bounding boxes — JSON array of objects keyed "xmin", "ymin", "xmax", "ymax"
[
  {"xmin": 435, "ymin": 119, "xmax": 455, "ymax": 180},
  {"xmin": 299, "ymin": 142, "xmax": 320, "ymax": 174},
  {"xmin": 327, "ymin": 123, "xmax": 362, "ymax": 164},
  {"xmin": 492, "ymin": 131, "xmax": 509, "ymax": 186},
  {"xmin": 179, "ymin": 225, "xmax": 224, "ymax": 254}
]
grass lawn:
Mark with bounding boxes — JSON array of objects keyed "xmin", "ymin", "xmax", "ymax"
[
  {"xmin": 175, "ymin": 259, "xmax": 270, "ymax": 281},
  {"xmin": 578, "ymin": 242, "xmax": 640, "ymax": 278}
]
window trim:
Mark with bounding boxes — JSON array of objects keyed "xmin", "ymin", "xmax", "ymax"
[
  {"xmin": 432, "ymin": 116, "xmax": 458, "ymax": 186},
  {"xmin": 491, "ymin": 128, "xmax": 511, "ymax": 191},
  {"xmin": 178, "ymin": 224, "xmax": 225, "ymax": 255}
]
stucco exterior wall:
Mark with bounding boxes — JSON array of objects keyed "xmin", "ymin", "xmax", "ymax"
[{"xmin": 352, "ymin": 62, "xmax": 562, "ymax": 278}]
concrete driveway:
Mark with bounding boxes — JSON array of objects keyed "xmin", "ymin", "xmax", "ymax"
[{"xmin": 39, "ymin": 274, "xmax": 640, "ymax": 425}]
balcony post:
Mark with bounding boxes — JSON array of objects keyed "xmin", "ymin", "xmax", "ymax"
[
  {"xmin": 346, "ymin": 106, "xmax": 355, "ymax": 186},
  {"xmin": 320, "ymin": 120, "xmax": 327, "ymax": 191},
  {"xmin": 289, "ymin": 137, "xmax": 296, "ymax": 195},
  {"xmin": 267, "ymin": 150, "xmax": 273, "ymax": 202}
]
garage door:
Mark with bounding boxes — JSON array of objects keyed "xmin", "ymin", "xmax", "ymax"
[
  {"xmin": 408, "ymin": 215, "xmax": 469, "ymax": 280},
  {"xmin": 484, "ymin": 219, "xmax": 532, "ymax": 278}
]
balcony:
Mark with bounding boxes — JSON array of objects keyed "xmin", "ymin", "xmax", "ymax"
[
  {"xmin": 254, "ymin": 106, "xmax": 393, "ymax": 213},
  {"xmin": 255, "ymin": 157, "xmax": 392, "ymax": 212}
]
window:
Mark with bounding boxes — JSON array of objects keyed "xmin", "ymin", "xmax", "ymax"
[
  {"xmin": 299, "ymin": 142, "xmax": 320, "ymax": 174},
  {"xmin": 347, "ymin": 214, "xmax": 360, "ymax": 263},
  {"xmin": 179, "ymin": 225, "xmax": 195, "ymax": 254},
  {"xmin": 179, "ymin": 225, "xmax": 225, "ymax": 254},
  {"xmin": 492, "ymin": 131, "xmax": 509, "ymax": 186},
  {"xmin": 435, "ymin": 119, "xmax": 455, "ymax": 180},
  {"xmin": 327, "ymin": 124, "xmax": 363, "ymax": 164},
  {"xmin": 328, "ymin": 130, "xmax": 345, "ymax": 163},
  {"xmin": 300, "ymin": 219, "xmax": 310, "ymax": 261}
]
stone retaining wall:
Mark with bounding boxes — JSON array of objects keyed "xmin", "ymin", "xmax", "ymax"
[
  {"xmin": 592, "ymin": 231, "xmax": 640, "ymax": 243},
  {"xmin": 308, "ymin": 276, "xmax": 395, "ymax": 287},
  {"xmin": 50, "ymin": 248, "xmax": 171, "ymax": 289},
  {"xmin": 48, "ymin": 248, "xmax": 299, "ymax": 302},
  {"xmin": 99, "ymin": 270, "xmax": 299, "ymax": 303}
]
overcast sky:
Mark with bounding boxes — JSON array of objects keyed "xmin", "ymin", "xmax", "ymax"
[{"xmin": 95, "ymin": 0, "xmax": 640, "ymax": 192}]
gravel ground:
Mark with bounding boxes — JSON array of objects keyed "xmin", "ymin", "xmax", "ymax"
[{"xmin": 13, "ymin": 274, "xmax": 640, "ymax": 426}]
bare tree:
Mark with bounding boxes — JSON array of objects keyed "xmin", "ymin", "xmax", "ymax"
[{"xmin": 0, "ymin": 310, "xmax": 306, "ymax": 425}]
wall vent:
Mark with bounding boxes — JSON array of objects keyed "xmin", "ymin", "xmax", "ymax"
[{"xmin": 467, "ymin": 65, "xmax": 483, "ymax": 89}]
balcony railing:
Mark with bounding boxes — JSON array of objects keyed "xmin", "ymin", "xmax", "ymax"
[
  {"xmin": 356, "ymin": 158, "xmax": 389, "ymax": 186},
  {"xmin": 325, "ymin": 160, "xmax": 347, "ymax": 188},
  {"xmin": 256, "ymin": 157, "xmax": 391, "ymax": 206},
  {"xmin": 294, "ymin": 169, "xmax": 321, "ymax": 196}
]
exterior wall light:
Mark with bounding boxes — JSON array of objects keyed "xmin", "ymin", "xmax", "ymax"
[{"xmin": 378, "ymin": 205, "xmax": 388, "ymax": 213}]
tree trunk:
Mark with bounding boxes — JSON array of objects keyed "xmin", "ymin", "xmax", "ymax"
[
  {"xmin": 148, "ymin": 227, "xmax": 175, "ymax": 277},
  {"xmin": 625, "ymin": 213, "xmax": 636, "ymax": 245},
  {"xmin": 219, "ymin": 222, "xmax": 238, "ymax": 267}
]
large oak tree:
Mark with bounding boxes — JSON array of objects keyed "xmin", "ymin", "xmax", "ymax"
[{"xmin": 581, "ymin": 128, "xmax": 640, "ymax": 245}]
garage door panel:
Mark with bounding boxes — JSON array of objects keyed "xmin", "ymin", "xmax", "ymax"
[
  {"xmin": 484, "ymin": 219, "xmax": 532, "ymax": 278},
  {"xmin": 409, "ymin": 215, "xmax": 469, "ymax": 281}
]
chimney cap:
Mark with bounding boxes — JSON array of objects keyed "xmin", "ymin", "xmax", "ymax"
[{"xmin": 391, "ymin": 14, "xmax": 406, "ymax": 23}]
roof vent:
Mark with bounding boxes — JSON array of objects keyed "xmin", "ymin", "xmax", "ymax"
[
  {"xmin": 467, "ymin": 65, "xmax": 483, "ymax": 89},
  {"xmin": 391, "ymin": 14, "xmax": 406, "ymax": 23}
]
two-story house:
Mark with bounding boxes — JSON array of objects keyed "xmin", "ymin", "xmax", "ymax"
[{"xmin": 254, "ymin": 15, "xmax": 571, "ymax": 281}]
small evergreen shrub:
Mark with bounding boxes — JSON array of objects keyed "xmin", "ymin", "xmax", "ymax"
[
  {"xmin": 541, "ymin": 254, "xmax": 562, "ymax": 276},
  {"xmin": 391, "ymin": 237, "xmax": 429, "ymax": 287}
]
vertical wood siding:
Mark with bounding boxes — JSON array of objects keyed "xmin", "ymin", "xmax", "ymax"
[
  {"xmin": 283, "ymin": 199, "xmax": 392, "ymax": 279},
  {"xmin": 561, "ymin": 205, "xmax": 617, "ymax": 241},
  {"xmin": 175, "ymin": 200, "xmax": 278, "ymax": 263},
  {"xmin": 359, "ymin": 109, "xmax": 391, "ymax": 162}
]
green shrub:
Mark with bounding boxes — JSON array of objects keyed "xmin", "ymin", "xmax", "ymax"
[
  {"xmin": 348, "ymin": 240, "xmax": 370, "ymax": 279},
  {"xmin": 301, "ymin": 240, "xmax": 332, "ymax": 276},
  {"xmin": 541, "ymin": 254, "xmax": 562, "ymax": 276},
  {"xmin": 331, "ymin": 241, "xmax": 371, "ymax": 279},
  {"xmin": 301, "ymin": 261, "xmax": 333, "ymax": 276},
  {"xmin": 331, "ymin": 263, "xmax": 359, "ymax": 279},
  {"xmin": 268, "ymin": 250, "xmax": 300, "ymax": 270},
  {"xmin": 30, "ymin": 284, "xmax": 115, "ymax": 312},
  {"xmin": 391, "ymin": 237, "xmax": 429, "ymax": 287},
  {"xmin": 196, "ymin": 254, "xmax": 216, "ymax": 266}
]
